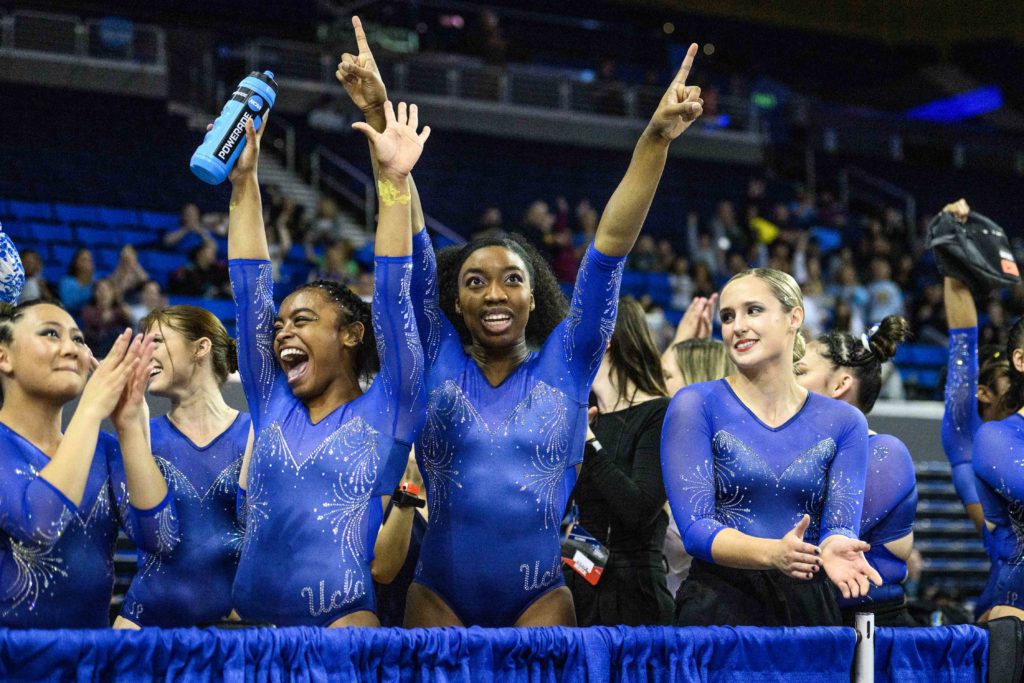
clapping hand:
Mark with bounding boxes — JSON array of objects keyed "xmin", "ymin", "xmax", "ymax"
[
  {"xmin": 820, "ymin": 534, "xmax": 884, "ymax": 599},
  {"xmin": 647, "ymin": 43, "xmax": 704, "ymax": 141}
]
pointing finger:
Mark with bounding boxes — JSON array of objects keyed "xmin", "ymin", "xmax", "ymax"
[
  {"xmin": 673, "ymin": 42, "xmax": 698, "ymax": 86},
  {"xmin": 353, "ymin": 16, "xmax": 372, "ymax": 55}
]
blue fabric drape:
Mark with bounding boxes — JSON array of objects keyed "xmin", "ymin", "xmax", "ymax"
[
  {"xmin": 874, "ymin": 625, "xmax": 987, "ymax": 683},
  {"xmin": 0, "ymin": 626, "xmax": 856, "ymax": 683}
]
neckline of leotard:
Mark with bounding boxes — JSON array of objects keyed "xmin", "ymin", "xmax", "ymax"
[
  {"xmin": 0, "ymin": 420, "xmax": 57, "ymax": 462},
  {"xmin": 468, "ymin": 350, "xmax": 537, "ymax": 389},
  {"xmin": 719, "ymin": 378, "xmax": 812, "ymax": 432},
  {"xmin": 161, "ymin": 412, "xmax": 243, "ymax": 451}
]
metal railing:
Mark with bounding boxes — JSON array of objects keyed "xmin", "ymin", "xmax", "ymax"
[
  {"xmin": 246, "ymin": 38, "xmax": 757, "ymax": 131},
  {"xmin": 839, "ymin": 165, "xmax": 917, "ymax": 232},
  {"xmin": 0, "ymin": 10, "xmax": 166, "ymax": 67}
]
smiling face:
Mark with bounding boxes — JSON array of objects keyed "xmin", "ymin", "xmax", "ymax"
[
  {"xmin": 144, "ymin": 322, "xmax": 196, "ymax": 397},
  {"xmin": 0, "ymin": 304, "xmax": 90, "ymax": 403},
  {"xmin": 719, "ymin": 275, "xmax": 802, "ymax": 370},
  {"xmin": 273, "ymin": 288, "xmax": 361, "ymax": 401},
  {"xmin": 456, "ymin": 246, "xmax": 535, "ymax": 350}
]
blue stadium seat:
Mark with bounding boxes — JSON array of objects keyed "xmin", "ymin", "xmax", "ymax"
[
  {"xmin": 118, "ymin": 229, "xmax": 158, "ymax": 247},
  {"xmin": 54, "ymin": 203, "xmax": 101, "ymax": 225},
  {"xmin": 76, "ymin": 227, "xmax": 120, "ymax": 247},
  {"xmin": 33, "ymin": 223, "xmax": 73, "ymax": 243},
  {"xmin": 94, "ymin": 247, "xmax": 121, "ymax": 271},
  {"xmin": 137, "ymin": 251, "xmax": 184, "ymax": 283},
  {"xmin": 8, "ymin": 200, "xmax": 52, "ymax": 221},
  {"xmin": 167, "ymin": 296, "xmax": 235, "ymax": 322},
  {"xmin": 51, "ymin": 244, "xmax": 81, "ymax": 271},
  {"xmin": 139, "ymin": 211, "xmax": 179, "ymax": 233},
  {"xmin": 98, "ymin": 206, "xmax": 141, "ymax": 228},
  {"xmin": 3, "ymin": 222, "xmax": 35, "ymax": 242}
]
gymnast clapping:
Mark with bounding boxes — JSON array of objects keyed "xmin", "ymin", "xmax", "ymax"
[
  {"xmin": 339, "ymin": 17, "xmax": 706, "ymax": 626},
  {"xmin": 226, "ymin": 101, "xmax": 427, "ymax": 626},
  {"xmin": 662, "ymin": 268, "xmax": 880, "ymax": 626},
  {"xmin": 115, "ymin": 306, "xmax": 252, "ymax": 628},
  {"xmin": 794, "ymin": 317, "xmax": 918, "ymax": 626},
  {"xmin": 0, "ymin": 262, "xmax": 177, "ymax": 626}
]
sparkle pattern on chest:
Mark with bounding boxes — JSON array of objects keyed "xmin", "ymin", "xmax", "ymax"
[
  {"xmin": 947, "ymin": 330, "xmax": 975, "ymax": 437},
  {"xmin": 422, "ymin": 380, "xmax": 572, "ymax": 529},
  {"xmin": 678, "ymin": 431, "xmax": 850, "ymax": 535},
  {"xmin": 998, "ymin": 458, "xmax": 1024, "ymax": 565}
]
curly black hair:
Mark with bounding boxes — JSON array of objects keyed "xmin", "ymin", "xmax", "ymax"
[
  {"xmin": 436, "ymin": 233, "xmax": 568, "ymax": 348},
  {"xmin": 815, "ymin": 315, "xmax": 911, "ymax": 414},
  {"xmin": 288, "ymin": 280, "xmax": 380, "ymax": 382}
]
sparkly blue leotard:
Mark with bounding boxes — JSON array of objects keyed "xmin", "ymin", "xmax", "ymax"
[
  {"xmin": 838, "ymin": 432, "xmax": 917, "ymax": 608},
  {"xmin": 661, "ymin": 379, "xmax": 869, "ymax": 562},
  {"xmin": 120, "ymin": 413, "xmax": 251, "ymax": 626},
  {"xmin": 973, "ymin": 413, "xmax": 1024, "ymax": 611},
  {"xmin": 0, "ymin": 426, "xmax": 178, "ymax": 627},
  {"xmin": 410, "ymin": 231, "xmax": 624, "ymax": 626},
  {"xmin": 229, "ymin": 257, "xmax": 422, "ymax": 626},
  {"xmin": 942, "ymin": 327, "xmax": 982, "ymax": 508}
]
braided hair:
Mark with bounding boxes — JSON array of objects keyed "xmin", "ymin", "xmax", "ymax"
[
  {"xmin": 289, "ymin": 279, "xmax": 379, "ymax": 382},
  {"xmin": 436, "ymin": 233, "xmax": 567, "ymax": 348},
  {"xmin": 815, "ymin": 315, "xmax": 911, "ymax": 413}
]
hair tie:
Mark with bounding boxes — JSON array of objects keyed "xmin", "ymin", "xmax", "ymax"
[{"xmin": 861, "ymin": 322, "xmax": 880, "ymax": 352}]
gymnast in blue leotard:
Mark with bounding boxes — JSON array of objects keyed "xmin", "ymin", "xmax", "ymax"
[
  {"xmin": 226, "ymin": 103, "xmax": 427, "ymax": 627},
  {"xmin": 663, "ymin": 268, "xmax": 880, "ymax": 627},
  {"xmin": 116, "ymin": 306, "xmax": 252, "ymax": 628},
  {"xmin": 972, "ymin": 317, "xmax": 1024, "ymax": 622},
  {"xmin": 0, "ymin": 304, "xmax": 176, "ymax": 628},
  {"xmin": 795, "ymin": 316, "xmax": 919, "ymax": 626},
  {"xmin": 367, "ymin": 44, "xmax": 707, "ymax": 628}
]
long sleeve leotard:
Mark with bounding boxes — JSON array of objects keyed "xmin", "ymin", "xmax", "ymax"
[
  {"xmin": 409, "ymin": 230, "xmax": 624, "ymax": 626},
  {"xmin": 661, "ymin": 380, "xmax": 869, "ymax": 564},
  {"xmin": 973, "ymin": 413, "xmax": 1024, "ymax": 611},
  {"xmin": 229, "ymin": 256, "xmax": 423, "ymax": 626},
  {"xmin": 0, "ymin": 425, "xmax": 178, "ymax": 627},
  {"xmin": 120, "ymin": 413, "xmax": 251, "ymax": 626},
  {"xmin": 838, "ymin": 432, "xmax": 917, "ymax": 608},
  {"xmin": 942, "ymin": 327, "xmax": 982, "ymax": 508}
]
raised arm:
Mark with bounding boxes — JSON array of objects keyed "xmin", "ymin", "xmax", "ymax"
[
  {"xmin": 594, "ymin": 44, "xmax": 703, "ymax": 257},
  {"xmin": 227, "ymin": 118, "xmax": 270, "ymax": 261},
  {"xmin": 338, "ymin": 16, "xmax": 425, "ymax": 235}
]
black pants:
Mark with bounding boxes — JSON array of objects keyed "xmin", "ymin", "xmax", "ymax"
[
  {"xmin": 674, "ymin": 559, "xmax": 842, "ymax": 627},
  {"xmin": 841, "ymin": 595, "xmax": 917, "ymax": 628},
  {"xmin": 564, "ymin": 551, "xmax": 674, "ymax": 626}
]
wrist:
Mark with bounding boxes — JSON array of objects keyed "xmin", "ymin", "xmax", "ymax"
[{"xmin": 641, "ymin": 124, "xmax": 674, "ymax": 148}]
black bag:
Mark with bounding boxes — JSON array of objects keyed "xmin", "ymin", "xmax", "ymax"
[
  {"xmin": 985, "ymin": 616, "xmax": 1024, "ymax": 683},
  {"xmin": 929, "ymin": 211, "xmax": 1021, "ymax": 294}
]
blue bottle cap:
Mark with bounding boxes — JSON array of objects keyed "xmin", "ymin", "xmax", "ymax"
[{"xmin": 264, "ymin": 70, "xmax": 275, "ymax": 79}]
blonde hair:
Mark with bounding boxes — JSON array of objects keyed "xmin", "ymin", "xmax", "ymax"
[
  {"xmin": 670, "ymin": 338, "xmax": 735, "ymax": 386},
  {"xmin": 725, "ymin": 268, "xmax": 806, "ymax": 362}
]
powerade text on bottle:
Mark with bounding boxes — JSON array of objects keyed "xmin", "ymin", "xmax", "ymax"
[{"xmin": 190, "ymin": 70, "xmax": 278, "ymax": 185}]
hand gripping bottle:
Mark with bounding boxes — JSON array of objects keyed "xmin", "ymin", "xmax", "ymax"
[{"xmin": 190, "ymin": 70, "xmax": 278, "ymax": 185}]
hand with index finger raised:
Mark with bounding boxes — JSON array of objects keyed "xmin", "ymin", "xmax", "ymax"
[
  {"xmin": 336, "ymin": 16, "xmax": 388, "ymax": 114},
  {"xmin": 648, "ymin": 42, "xmax": 704, "ymax": 142}
]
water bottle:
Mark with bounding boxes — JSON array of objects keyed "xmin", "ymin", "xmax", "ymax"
[{"xmin": 190, "ymin": 70, "xmax": 278, "ymax": 185}]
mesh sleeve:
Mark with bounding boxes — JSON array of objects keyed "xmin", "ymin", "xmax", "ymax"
[{"xmin": 941, "ymin": 327, "xmax": 981, "ymax": 506}]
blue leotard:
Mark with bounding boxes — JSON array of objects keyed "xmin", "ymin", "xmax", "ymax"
[
  {"xmin": 120, "ymin": 413, "xmax": 251, "ymax": 626},
  {"xmin": 942, "ymin": 327, "xmax": 982, "ymax": 507},
  {"xmin": 973, "ymin": 413, "xmax": 1024, "ymax": 611},
  {"xmin": 0, "ymin": 425, "xmax": 178, "ymax": 627},
  {"xmin": 409, "ymin": 230, "xmax": 624, "ymax": 626},
  {"xmin": 661, "ymin": 379, "xmax": 869, "ymax": 562},
  {"xmin": 229, "ymin": 256, "xmax": 423, "ymax": 626},
  {"xmin": 838, "ymin": 432, "xmax": 917, "ymax": 608}
]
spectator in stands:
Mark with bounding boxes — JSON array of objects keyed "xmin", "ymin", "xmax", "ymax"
[
  {"xmin": 58, "ymin": 248, "xmax": 96, "ymax": 316},
  {"xmin": 109, "ymin": 245, "xmax": 149, "ymax": 300},
  {"xmin": 304, "ymin": 195, "xmax": 368, "ymax": 248},
  {"xmin": 307, "ymin": 238, "xmax": 359, "ymax": 285},
  {"xmin": 867, "ymin": 258, "xmax": 904, "ymax": 323},
  {"xmin": 129, "ymin": 280, "xmax": 166, "ymax": 323},
  {"xmin": 163, "ymin": 203, "xmax": 213, "ymax": 250},
  {"xmin": 794, "ymin": 316, "xmax": 918, "ymax": 627},
  {"xmin": 912, "ymin": 281, "xmax": 947, "ymax": 347},
  {"xmin": 691, "ymin": 261, "xmax": 715, "ymax": 298},
  {"xmin": 710, "ymin": 200, "xmax": 748, "ymax": 254},
  {"xmin": 980, "ymin": 299, "xmax": 1010, "ymax": 348},
  {"xmin": 18, "ymin": 248, "xmax": 53, "ymax": 303},
  {"xmin": 686, "ymin": 212, "xmax": 723, "ymax": 278},
  {"xmin": 830, "ymin": 263, "xmax": 868, "ymax": 334},
  {"xmin": 472, "ymin": 206, "xmax": 504, "ymax": 239},
  {"xmin": 352, "ymin": 270, "xmax": 374, "ymax": 303},
  {"xmin": 519, "ymin": 199, "xmax": 557, "ymax": 264},
  {"xmin": 663, "ymin": 268, "xmax": 879, "ymax": 626},
  {"xmin": 628, "ymin": 235, "xmax": 660, "ymax": 273},
  {"xmin": 471, "ymin": 9, "xmax": 509, "ymax": 65},
  {"xmin": 594, "ymin": 58, "xmax": 626, "ymax": 115},
  {"xmin": 669, "ymin": 256, "xmax": 694, "ymax": 311},
  {"xmin": 573, "ymin": 199, "xmax": 598, "ymax": 256},
  {"xmin": 656, "ymin": 239, "xmax": 677, "ymax": 272},
  {"xmin": 565, "ymin": 298, "xmax": 673, "ymax": 626},
  {"xmin": 265, "ymin": 215, "xmax": 294, "ymax": 284},
  {"xmin": 167, "ymin": 240, "xmax": 230, "ymax": 299},
  {"xmin": 81, "ymin": 278, "xmax": 135, "ymax": 357}
]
